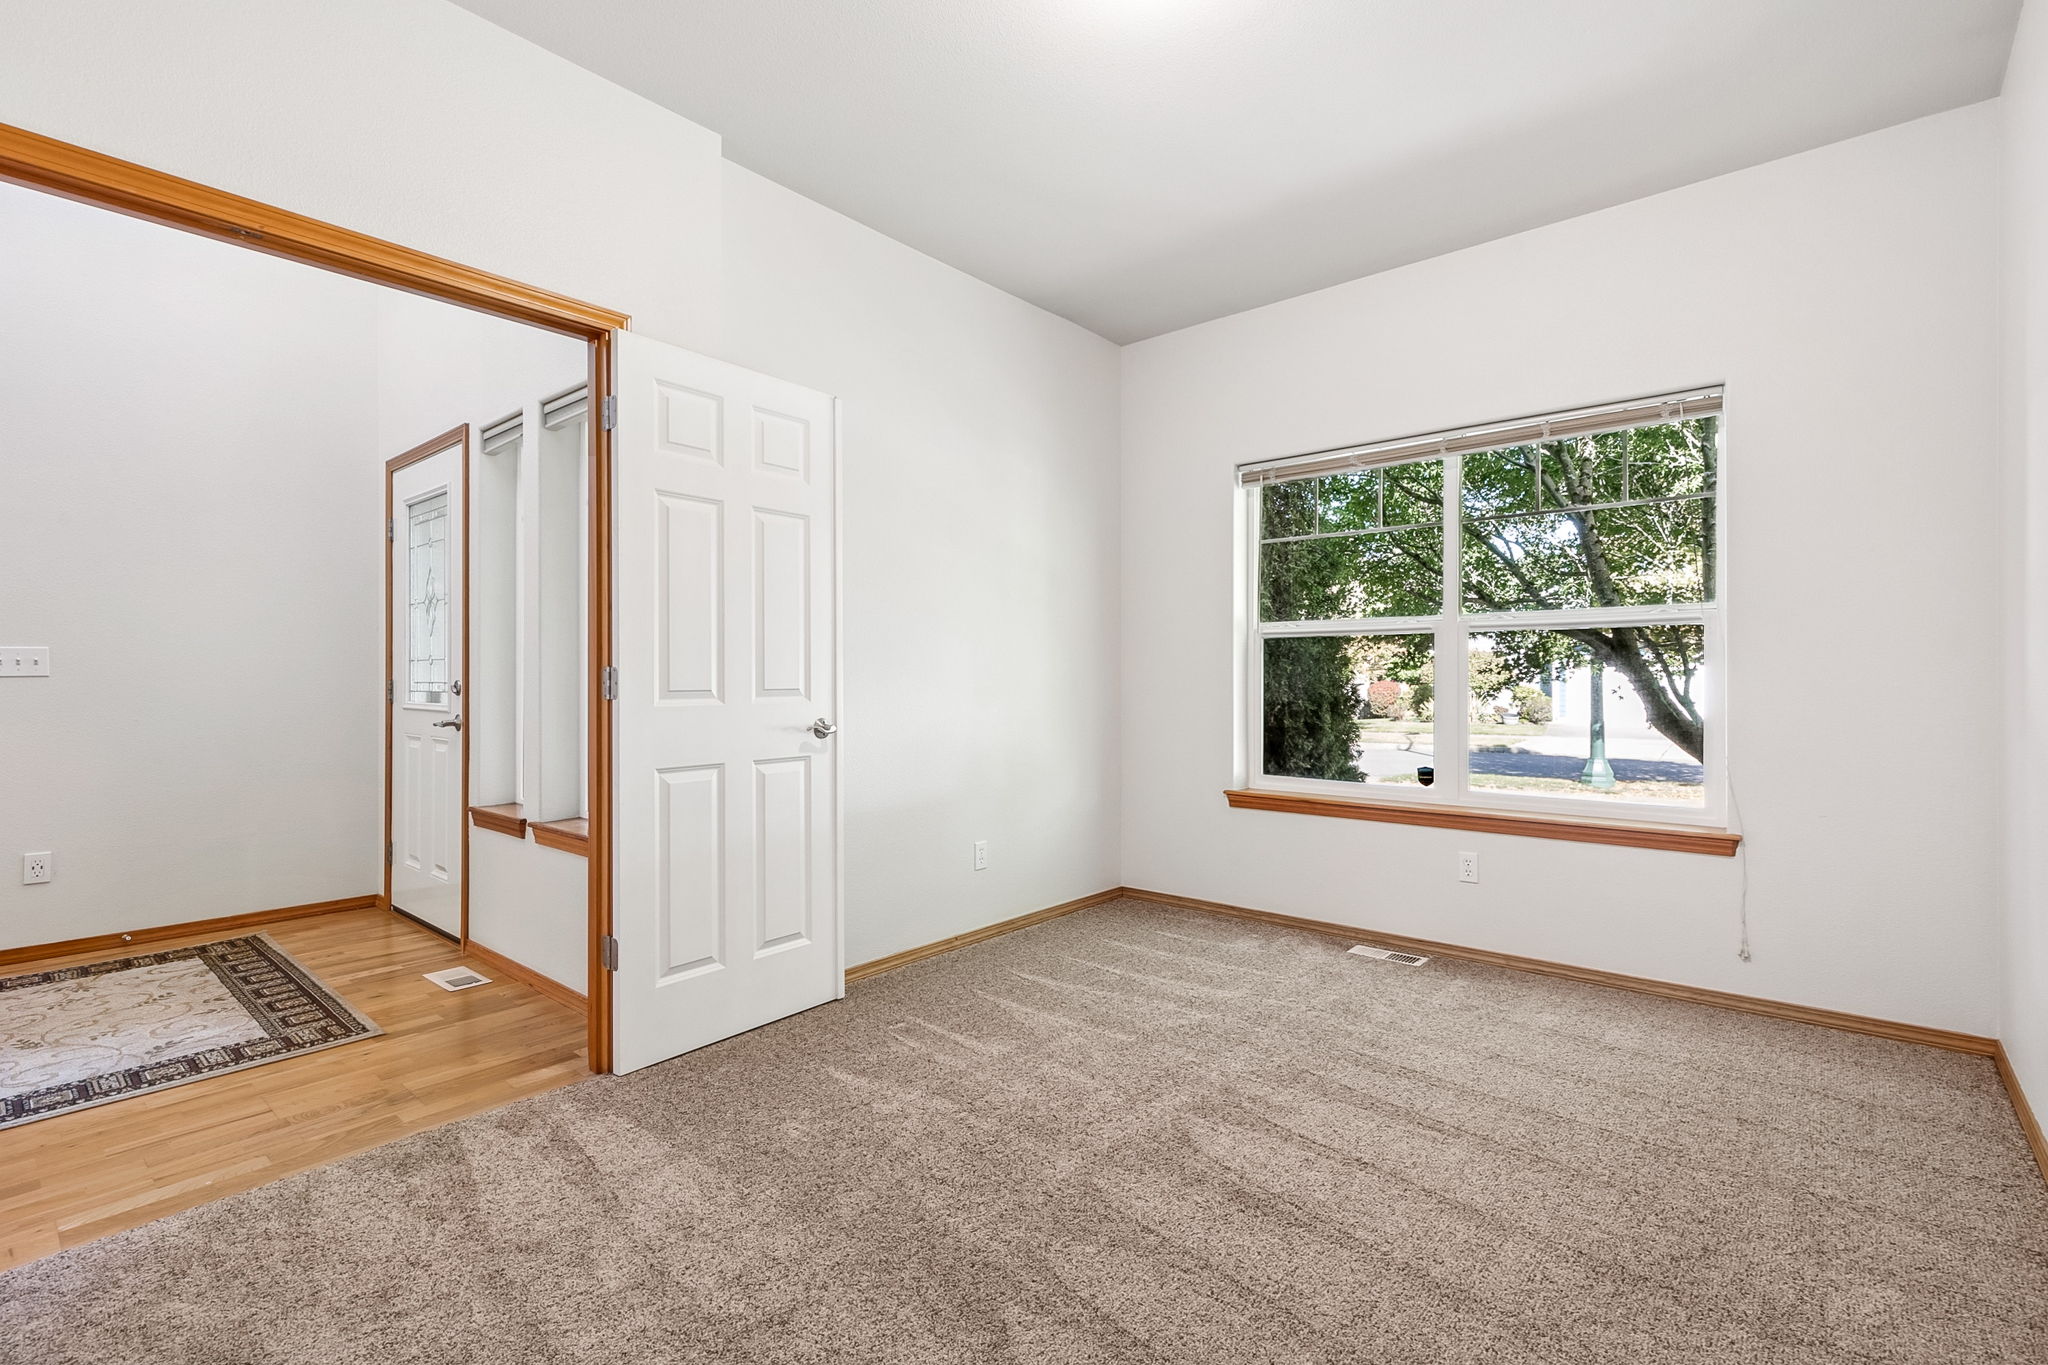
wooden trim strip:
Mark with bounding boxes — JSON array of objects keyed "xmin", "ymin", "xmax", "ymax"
[
  {"xmin": 469, "ymin": 804, "xmax": 528, "ymax": 839},
  {"xmin": 586, "ymin": 333, "xmax": 616, "ymax": 1074},
  {"xmin": 530, "ymin": 818, "xmax": 589, "ymax": 856},
  {"xmin": 1995, "ymin": 1044, "xmax": 2048, "ymax": 1188},
  {"xmin": 0, "ymin": 122, "xmax": 629, "ymax": 336},
  {"xmin": 1224, "ymin": 788, "xmax": 1742, "ymax": 856},
  {"xmin": 846, "ymin": 888, "xmax": 1126, "ymax": 984},
  {"xmin": 1120, "ymin": 886, "xmax": 1998, "ymax": 1057},
  {"xmin": 0, "ymin": 895, "xmax": 382, "ymax": 970},
  {"xmin": 386, "ymin": 425, "xmax": 466, "ymax": 475},
  {"xmin": 462, "ymin": 938, "xmax": 587, "ymax": 1012}
]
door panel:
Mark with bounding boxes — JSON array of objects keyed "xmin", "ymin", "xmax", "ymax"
[
  {"xmin": 388, "ymin": 437, "xmax": 466, "ymax": 937},
  {"xmin": 614, "ymin": 333, "xmax": 839, "ymax": 1074}
]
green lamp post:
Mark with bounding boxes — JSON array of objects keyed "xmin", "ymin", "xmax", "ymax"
[{"xmin": 1579, "ymin": 660, "xmax": 1617, "ymax": 790}]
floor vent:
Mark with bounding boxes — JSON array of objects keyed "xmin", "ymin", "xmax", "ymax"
[
  {"xmin": 424, "ymin": 966, "xmax": 492, "ymax": 992},
  {"xmin": 1348, "ymin": 945, "xmax": 1430, "ymax": 966}
]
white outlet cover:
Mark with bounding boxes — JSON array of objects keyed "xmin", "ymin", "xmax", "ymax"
[{"xmin": 22, "ymin": 852, "xmax": 52, "ymax": 885}]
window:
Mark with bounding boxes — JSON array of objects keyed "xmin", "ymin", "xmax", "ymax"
[
  {"xmin": 405, "ymin": 489, "xmax": 452, "ymax": 706},
  {"xmin": 1242, "ymin": 390, "xmax": 1723, "ymax": 826}
]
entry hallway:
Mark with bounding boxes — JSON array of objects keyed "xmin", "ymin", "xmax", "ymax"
[{"xmin": 4, "ymin": 899, "xmax": 2041, "ymax": 1365}]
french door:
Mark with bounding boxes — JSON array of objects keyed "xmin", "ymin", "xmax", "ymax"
[
  {"xmin": 610, "ymin": 334, "xmax": 841, "ymax": 1074},
  {"xmin": 386, "ymin": 429, "xmax": 468, "ymax": 938}
]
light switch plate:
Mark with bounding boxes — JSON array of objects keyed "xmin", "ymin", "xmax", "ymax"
[{"xmin": 0, "ymin": 647, "xmax": 49, "ymax": 676}]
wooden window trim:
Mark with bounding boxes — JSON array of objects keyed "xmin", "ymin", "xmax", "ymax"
[
  {"xmin": 469, "ymin": 803, "xmax": 528, "ymax": 839},
  {"xmin": 531, "ymin": 817, "xmax": 590, "ymax": 856},
  {"xmin": 1224, "ymin": 788, "xmax": 1741, "ymax": 856}
]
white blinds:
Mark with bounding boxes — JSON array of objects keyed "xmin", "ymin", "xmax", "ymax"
[{"xmin": 1235, "ymin": 387, "xmax": 1723, "ymax": 487}]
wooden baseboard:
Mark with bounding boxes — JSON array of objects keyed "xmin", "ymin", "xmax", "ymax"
[
  {"xmin": 1995, "ymin": 1043, "xmax": 2048, "ymax": 1186},
  {"xmin": 846, "ymin": 888, "xmax": 1126, "ymax": 984},
  {"xmin": 461, "ymin": 938, "xmax": 586, "ymax": 1011},
  {"xmin": 1118, "ymin": 886, "xmax": 2000, "ymax": 1058},
  {"xmin": 0, "ymin": 894, "xmax": 383, "ymax": 970}
]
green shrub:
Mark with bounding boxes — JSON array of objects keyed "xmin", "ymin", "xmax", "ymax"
[
  {"xmin": 1512, "ymin": 684, "xmax": 1553, "ymax": 725},
  {"xmin": 1366, "ymin": 678, "xmax": 1408, "ymax": 721}
]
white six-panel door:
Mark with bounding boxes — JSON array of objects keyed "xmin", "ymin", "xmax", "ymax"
[
  {"xmin": 612, "ymin": 333, "xmax": 840, "ymax": 1074},
  {"xmin": 388, "ymin": 437, "xmax": 466, "ymax": 937}
]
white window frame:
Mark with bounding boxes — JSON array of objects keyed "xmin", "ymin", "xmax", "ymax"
[{"xmin": 1237, "ymin": 397, "xmax": 1729, "ymax": 830}]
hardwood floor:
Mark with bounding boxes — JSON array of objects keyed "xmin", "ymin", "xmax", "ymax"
[{"xmin": 0, "ymin": 907, "xmax": 588, "ymax": 1271}]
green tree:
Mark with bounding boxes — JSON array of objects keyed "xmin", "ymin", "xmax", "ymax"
[
  {"xmin": 1258, "ymin": 418, "xmax": 1715, "ymax": 762},
  {"xmin": 1258, "ymin": 475, "xmax": 1362, "ymax": 779},
  {"xmin": 1460, "ymin": 419, "xmax": 1715, "ymax": 760}
]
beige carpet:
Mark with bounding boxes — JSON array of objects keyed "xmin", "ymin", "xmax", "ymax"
[{"xmin": 3, "ymin": 898, "xmax": 2044, "ymax": 1363}]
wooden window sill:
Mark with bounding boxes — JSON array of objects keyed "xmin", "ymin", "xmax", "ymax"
[
  {"xmin": 469, "ymin": 803, "xmax": 527, "ymax": 839},
  {"xmin": 1223, "ymin": 788, "xmax": 1741, "ymax": 856},
  {"xmin": 530, "ymin": 817, "xmax": 590, "ymax": 856}
]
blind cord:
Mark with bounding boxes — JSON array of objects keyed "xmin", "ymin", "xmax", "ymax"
[{"xmin": 1727, "ymin": 772, "xmax": 1751, "ymax": 962}]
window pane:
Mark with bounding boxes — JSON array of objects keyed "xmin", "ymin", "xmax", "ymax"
[
  {"xmin": 406, "ymin": 491, "xmax": 450, "ymax": 706},
  {"xmin": 1263, "ymin": 634, "xmax": 1435, "ymax": 787},
  {"xmin": 1259, "ymin": 459, "xmax": 1444, "ymax": 621},
  {"xmin": 1260, "ymin": 478, "xmax": 1317, "ymax": 539},
  {"xmin": 1461, "ymin": 418, "xmax": 1716, "ymax": 611},
  {"xmin": 1465, "ymin": 627, "xmax": 1706, "ymax": 807}
]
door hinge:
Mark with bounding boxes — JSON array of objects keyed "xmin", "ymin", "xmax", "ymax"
[
  {"xmin": 601, "ymin": 394, "xmax": 617, "ymax": 431},
  {"xmin": 600, "ymin": 665, "xmax": 618, "ymax": 701},
  {"xmin": 386, "ymin": 841, "xmax": 394, "ymax": 866},
  {"xmin": 600, "ymin": 934, "xmax": 619, "ymax": 972},
  {"xmin": 386, "ymin": 679, "xmax": 394, "ymax": 702},
  {"xmin": 387, "ymin": 516, "xmax": 395, "ymax": 542}
]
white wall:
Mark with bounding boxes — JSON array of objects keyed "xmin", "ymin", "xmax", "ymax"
[
  {"xmin": 0, "ymin": 1, "xmax": 1129, "ymax": 972},
  {"xmin": 1121, "ymin": 104, "xmax": 2005, "ymax": 1034},
  {"xmin": 2002, "ymin": 9, "xmax": 2048, "ymax": 1108},
  {"xmin": 0, "ymin": 0, "xmax": 723, "ymax": 355},
  {"xmin": 0, "ymin": 182, "xmax": 385, "ymax": 946},
  {"xmin": 372, "ymin": 292, "xmax": 586, "ymax": 466},
  {"xmin": 0, "ymin": 176, "xmax": 597, "ymax": 963},
  {"xmin": 720, "ymin": 164, "xmax": 1124, "ymax": 965}
]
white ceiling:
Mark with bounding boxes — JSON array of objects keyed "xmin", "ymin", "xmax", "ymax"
[{"xmin": 453, "ymin": 0, "xmax": 2021, "ymax": 343}]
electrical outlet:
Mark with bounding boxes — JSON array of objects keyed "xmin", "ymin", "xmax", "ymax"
[
  {"xmin": 1457, "ymin": 851, "xmax": 1479, "ymax": 884},
  {"xmin": 972, "ymin": 840, "xmax": 989, "ymax": 871},
  {"xmin": 0, "ymin": 647, "xmax": 49, "ymax": 677},
  {"xmin": 22, "ymin": 852, "xmax": 52, "ymax": 885}
]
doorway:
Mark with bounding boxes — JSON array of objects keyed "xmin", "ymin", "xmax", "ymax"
[
  {"xmin": 0, "ymin": 120, "xmax": 851, "ymax": 1082},
  {"xmin": 0, "ymin": 120, "xmax": 624, "ymax": 1070},
  {"xmin": 386, "ymin": 428, "xmax": 469, "ymax": 939}
]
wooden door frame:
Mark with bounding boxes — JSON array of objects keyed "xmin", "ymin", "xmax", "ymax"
[
  {"xmin": 385, "ymin": 427, "xmax": 471, "ymax": 943},
  {"xmin": 0, "ymin": 122, "xmax": 625, "ymax": 1072}
]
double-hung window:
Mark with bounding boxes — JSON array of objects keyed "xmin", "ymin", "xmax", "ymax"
[{"xmin": 1241, "ymin": 389, "xmax": 1725, "ymax": 828}]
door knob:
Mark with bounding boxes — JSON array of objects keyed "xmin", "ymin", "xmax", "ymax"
[
  {"xmin": 808, "ymin": 717, "xmax": 838, "ymax": 739},
  {"xmin": 433, "ymin": 716, "xmax": 463, "ymax": 731}
]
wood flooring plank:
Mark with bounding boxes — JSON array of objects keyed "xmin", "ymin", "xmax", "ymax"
[{"xmin": 0, "ymin": 908, "xmax": 586, "ymax": 1271}]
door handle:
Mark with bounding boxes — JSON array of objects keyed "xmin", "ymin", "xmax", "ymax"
[
  {"xmin": 808, "ymin": 717, "xmax": 838, "ymax": 739},
  {"xmin": 433, "ymin": 716, "xmax": 463, "ymax": 731}
]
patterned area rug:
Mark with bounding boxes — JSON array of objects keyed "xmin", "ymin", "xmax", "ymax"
[{"xmin": 0, "ymin": 934, "xmax": 379, "ymax": 1129}]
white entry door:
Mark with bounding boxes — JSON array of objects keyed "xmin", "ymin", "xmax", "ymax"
[
  {"xmin": 388, "ymin": 434, "xmax": 467, "ymax": 937},
  {"xmin": 612, "ymin": 332, "xmax": 840, "ymax": 1074}
]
